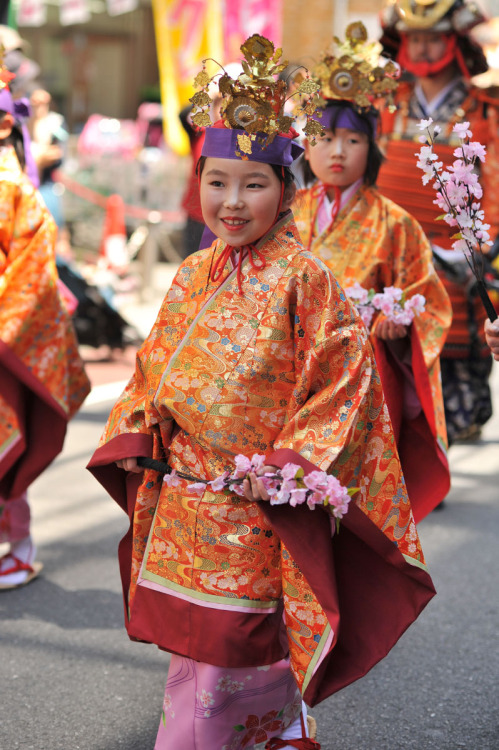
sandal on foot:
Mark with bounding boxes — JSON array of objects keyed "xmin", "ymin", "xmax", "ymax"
[
  {"xmin": 307, "ymin": 716, "xmax": 317, "ymax": 740},
  {"xmin": 0, "ymin": 554, "xmax": 43, "ymax": 590},
  {"xmin": 265, "ymin": 714, "xmax": 320, "ymax": 749}
]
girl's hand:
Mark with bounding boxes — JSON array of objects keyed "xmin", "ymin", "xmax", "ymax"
[
  {"xmin": 375, "ymin": 318, "xmax": 408, "ymax": 341},
  {"xmin": 485, "ymin": 319, "xmax": 499, "ymax": 361},
  {"xmin": 115, "ymin": 457, "xmax": 142, "ymax": 473},
  {"xmin": 242, "ymin": 465, "xmax": 279, "ymax": 502}
]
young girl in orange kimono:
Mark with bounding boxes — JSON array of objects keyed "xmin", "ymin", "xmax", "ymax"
[
  {"xmin": 0, "ymin": 78, "xmax": 90, "ymax": 589},
  {"xmin": 293, "ymin": 26, "xmax": 452, "ymax": 521},
  {"xmin": 88, "ymin": 36, "xmax": 435, "ymax": 750}
]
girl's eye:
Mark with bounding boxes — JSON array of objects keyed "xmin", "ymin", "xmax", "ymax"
[
  {"xmin": 209, "ymin": 180, "xmax": 224, "ymax": 187},
  {"xmin": 247, "ymin": 182, "xmax": 264, "ymax": 189}
]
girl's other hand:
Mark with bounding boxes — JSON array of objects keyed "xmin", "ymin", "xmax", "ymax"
[
  {"xmin": 115, "ymin": 457, "xmax": 142, "ymax": 473},
  {"xmin": 484, "ymin": 319, "xmax": 499, "ymax": 361},
  {"xmin": 242, "ymin": 465, "xmax": 278, "ymax": 502},
  {"xmin": 375, "ymin": 318, "xmax": 408, "ymax": 340}
]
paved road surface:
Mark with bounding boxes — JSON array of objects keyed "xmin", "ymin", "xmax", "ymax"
[{"xmin": 1, "ymin": 357, "xmax": 498, "ymax": 749}]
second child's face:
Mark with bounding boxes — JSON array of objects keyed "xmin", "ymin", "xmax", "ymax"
[
  {"xmin": 200, "ymin": 158, "xmax": 293, "ymax": 246},
  {"xmin": 304, "ymin": 127, "xmax": 369, "ymax": 196}
]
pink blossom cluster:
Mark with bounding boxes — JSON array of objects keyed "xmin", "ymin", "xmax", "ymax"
[
  {"xmin": 415, "ymin": 118, "xmax": 492, "ymax": 256},
  {"xmin": 169, "ymin": 453, "xmax": 354, "ymax": 528},
  {"xmin": 345, "ymin": 282, "xmax": 426, "ymax": 329}
]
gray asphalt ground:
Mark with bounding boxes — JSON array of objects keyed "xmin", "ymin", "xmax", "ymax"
[{"xmin": 1, "ymin": 312, "xmax": 498, "ymax": 748}]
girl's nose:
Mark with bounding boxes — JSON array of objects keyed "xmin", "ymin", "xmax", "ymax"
[
  {"xmin": 223, "ymin": 187, "xmax": 243, "ymax": 208},
  {"xmin": 332, "ymin": 137, "xmax": 345, "ymax": 156}
]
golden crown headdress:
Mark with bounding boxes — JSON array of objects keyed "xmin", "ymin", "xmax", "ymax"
[
  {"xmin": 311, "ymin": 21, "xmax": 400, "ymax": 113},
  {"xmin": 190, "ymin": 34, "xmax": 324, "ymax": 157}
]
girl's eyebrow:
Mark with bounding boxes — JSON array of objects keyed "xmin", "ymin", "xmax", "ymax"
[{"xmin": 204, "ymin": 168, "xmax": 270, "ymax": 179}]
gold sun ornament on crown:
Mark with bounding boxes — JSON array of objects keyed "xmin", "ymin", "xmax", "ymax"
[
  {"xmin": 190, "ymin": 33, "xmax": 324, "ymax": 157},
  {"xmin": 311, "ymin": 21, "xmax": 400, "ymax": 114}
]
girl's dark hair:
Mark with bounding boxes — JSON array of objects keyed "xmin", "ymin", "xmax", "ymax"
[
  {"xmin": 0, "ymin": 110, "xmax": 26, "ymax": 169},
  {"xmin": 196, "ymin": 155, "xmax": 295, "ymax": 190},
  {"xmin": 302, "ymin": 103, "xmax": 384, "ymax": 188}
]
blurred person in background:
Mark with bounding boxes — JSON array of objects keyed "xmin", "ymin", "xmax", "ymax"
[
  {"xmin": 0, "ymin": 24, "xmax": 40, "ymax": 187},
  {"xmin": 29, "ymin": 88, "xmax": 71, "ymax": 258},
  {"xmin": 377, "ymin": 0, "xmax": 499, "ymax": 446}
]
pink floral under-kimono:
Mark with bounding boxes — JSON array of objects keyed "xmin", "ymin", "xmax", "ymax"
[
  {"xmin": 88, "ymin": 212, "xmax": 436, "ymax": 749},
  {"xmin": 155, "ymin": 656, "xmax": 306, "ymax": 749}
]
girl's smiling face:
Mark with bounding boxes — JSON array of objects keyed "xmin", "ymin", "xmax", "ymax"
[
  {"xmin": 304, "ymin": 127, "xmax": 369, "ymax": 197},
  {"xmin": 200, "ymin": 157, "xmax": 295, "ymax": 246}
]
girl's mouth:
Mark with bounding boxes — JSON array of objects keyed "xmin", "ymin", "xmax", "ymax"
[
  {"xmin": 221, "ymin": 218, "xmax": 249, "ymax": 230},
  {"xmin": 330, "ymin": 164, "xmax": 344, "ymax": 173}
]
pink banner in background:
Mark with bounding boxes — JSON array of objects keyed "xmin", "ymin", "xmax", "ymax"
[
  {"xmin": 224, "ymin": 0, "xmax": 282, "ymax": 62},
  {"xmin": 60, "ymin": 0, "xmax": 90, "ymax": 25},
  {"xmin": 17, "ymin": 0, "xmax": 47, "ymax": 26}
]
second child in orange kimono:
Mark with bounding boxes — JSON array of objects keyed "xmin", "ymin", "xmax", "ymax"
[
  {"xmin": 88, "ymin": 35, "xmax": 435, "ymax": 750},
  {"xmin": 293, "ymin": 23, "xmax": 452, "ymax": 521},
  {"xmin": 0, "ymin": 69, "xmax": 90, "ymax": 590}
]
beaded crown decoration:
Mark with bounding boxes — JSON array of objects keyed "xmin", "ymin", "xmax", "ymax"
[
  {"xmin": 190, "ymin": 34, "xmax": 324, "ymax": 157},
  {"xmin": 311, "ymin": 21, "xmax": 400, "ymax": 113}
]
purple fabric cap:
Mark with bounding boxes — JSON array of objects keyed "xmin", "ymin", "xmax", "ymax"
[
  {"xmin": 201, "ymin": 126, "xmax": 303, "ymax": 166},
  {"xmin": 0, "ymin": 86, "xmax": 14, "ymax": 114},
  {"xmin": 313, "ymin": 103, "xmax": 378, "ymax": 137},
  {"xmin": 0, "ymin": 87, "xmax": 39, "ymax": 187}
]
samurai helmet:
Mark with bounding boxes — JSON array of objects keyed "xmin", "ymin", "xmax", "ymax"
[
  {"xmin": 380, "ymin": 0, "xmax": 488, "ymax": 76},
  {"xmin": 380, "ymin": 0, "xmax": 486, "ymax": 34}
]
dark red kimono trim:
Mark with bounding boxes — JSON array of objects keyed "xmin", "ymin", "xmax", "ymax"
[
  {"xmin": 0, "ymin": 341, "xmax": 67, "ymax": 499},
  {"xmin": 88, "ymin": 439, "xmax": 436, "ymax": 706}
]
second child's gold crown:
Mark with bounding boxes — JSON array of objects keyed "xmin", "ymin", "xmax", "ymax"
[{"xmin": 311, "ymin": 21, "xmax": 400, "ymax": 112}]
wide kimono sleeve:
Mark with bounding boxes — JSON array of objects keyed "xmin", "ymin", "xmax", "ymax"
[
  {"xmin": 258, "ymin": 258, "xmax": 436, "ymax": 705},
  {"xmin": 87, "ymin": 251, "xmax": 210, "ymax": 510},
  {"xmin": 0, "ymin": 160, "xmax": 90, "ymax": 498},
  {"xmin": 370, "ymin": 203, "xmax": 451, "ymax": 374},
  {"xmin": 370, "ymin": 204, "xmax": 452, "ymax": 520},
  {"xmin": 264, "ymin": 254, "xmax": 407, "ymax": 515}
]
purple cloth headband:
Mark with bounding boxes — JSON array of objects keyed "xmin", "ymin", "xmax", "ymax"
[
  {"xmin": 201, "ymin": 126, "xmax": 303, "ymax": 166},
  {"xmin": 313, "ymin": 103, "xmax": 377, "ymax": 137},
  {"xmin": 0, "ymin": 87, "xmax": 39, "ymax": 187},
  {"xmin": 0, "ymin": 88, "xmax": 31, "ymax": 121}
]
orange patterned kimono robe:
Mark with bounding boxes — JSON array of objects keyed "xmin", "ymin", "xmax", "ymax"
[
  {"xmin": 88, "ymin": 213, "xmax": 435, "ymax": 706},
  {"xmin": 0, "ymin": 146, "xmax": 90, "ymax": 498},
  {"xmin": 294, "ymin": 184, "xmax": 452, "ymax": 521}
]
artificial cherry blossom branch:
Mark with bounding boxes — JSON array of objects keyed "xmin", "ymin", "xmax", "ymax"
[
  {"xmin": 345, "ymin": 283, "xmax": 426, "ymax": 329},
  {"xmin": 138, "ymin": 454, "xmax": 354, "ymax": 532},
  {"xmin": 416, "ymin": 118, "xmax": 497, "ymax": 322}
]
